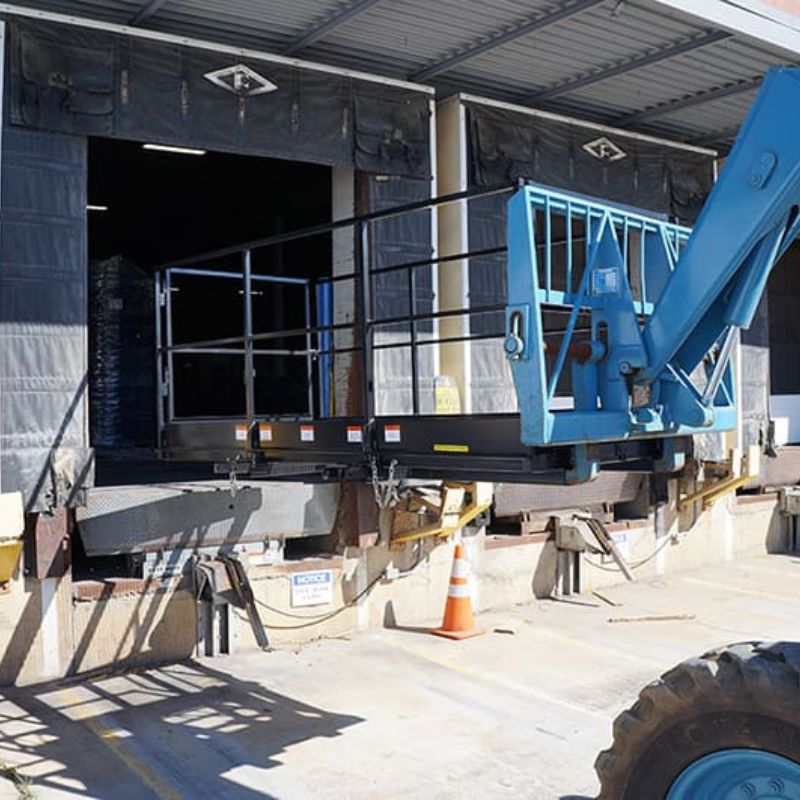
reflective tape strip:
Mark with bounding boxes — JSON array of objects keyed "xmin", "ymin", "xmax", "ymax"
[
  {"xmin": 451, "ymin": 560, "xmax": 470, "ymax": 579},
  {"xmin": 447, "ymin": 584, "xmax": 471, "ymax": 599}
]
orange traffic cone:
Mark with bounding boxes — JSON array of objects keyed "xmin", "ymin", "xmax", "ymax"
[{"xmin": 431, "ymin": 543, "xmax": 485, "ymax": 640}]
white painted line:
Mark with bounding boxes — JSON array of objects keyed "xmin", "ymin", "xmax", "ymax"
[
  {"xmin": 377, "ymin": 634, "xmax": 606, "ymax": 719},
  {"xmin": 532, "ymin": 628, "xmax": 663, "ymax": 670},
  {"xmin": 680, "ymin": 575, "xmax": 800, "ymax": 604}
]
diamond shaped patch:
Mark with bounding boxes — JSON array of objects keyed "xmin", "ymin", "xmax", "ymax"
[
  {"xmin": 582, "ymin": 136, "xmax": 627, "ymax": 163},
  {"xmin": 204, "ymin": 64, "xmax": 278, "ymax": 97}
]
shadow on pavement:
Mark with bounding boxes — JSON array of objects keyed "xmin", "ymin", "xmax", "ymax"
[{"xmin": 0, "ymin": 659, "xmax": 363, "ymax": 799}]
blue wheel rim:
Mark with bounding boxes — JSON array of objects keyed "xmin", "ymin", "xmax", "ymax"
[{"xmin": 668, "ymin": 749, "xmax": 800, "ymax": 799}]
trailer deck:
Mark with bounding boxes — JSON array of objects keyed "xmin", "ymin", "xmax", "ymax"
[{"xmin": 155, "ymin": 184, "xmax": 694, "ymax": 485}]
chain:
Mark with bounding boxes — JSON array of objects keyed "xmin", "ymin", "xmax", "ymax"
[
  {"xmin": 371, "ymin": 458, "xmax": 399, "ymax": 509},
  {"xmin": 387, "ymin": 459, "xmax": 399, "ymax": 508},
  {"xmin": 370, "ymin": 458, "xmax": 380, "ymax": 505},
  {"xmin": 228, "ymin": 458, "xmax": 239, "ymax": 499}
]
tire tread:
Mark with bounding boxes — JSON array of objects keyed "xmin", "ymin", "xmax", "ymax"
[{"xmin": 595, "ymin": 641, "xmax": 800, "ymax": 799}]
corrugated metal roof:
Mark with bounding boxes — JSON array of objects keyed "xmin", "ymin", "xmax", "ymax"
[
  {"xmin": 432, "ymin": 0, "xmax": 704, "ymax": 88},
  {"xmin": 2, "ymin": 0, "xmax": 798, "ymax": 148},
  {"xmin": 163, "ymin": 0, "xmax": 320, "ymax": 44},
  {"xmin": 557, "ymin": 46, "xmax": 773, "ymax": 115}
]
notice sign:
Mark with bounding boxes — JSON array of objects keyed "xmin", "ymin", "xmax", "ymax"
[{"xmin": 291, "ymin": 570, "xmax": 333, "ymax": 607}]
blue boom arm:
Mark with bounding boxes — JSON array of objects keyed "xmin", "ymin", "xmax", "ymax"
[{"xmin": 505, "ymin": 67, "xmax": 800, "ymax": 462}]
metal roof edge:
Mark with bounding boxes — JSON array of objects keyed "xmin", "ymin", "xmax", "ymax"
[
  {"xmin": 649, "ymin": 0, "xmax": 800, "ymax": 58},
  {"xmin": 725, "ymin": 0, "xmax": 800, "ymax": 31},
  {"xmin": 0, "ymin": 2, "xmax": 435, "ymax": 95},
  {"xmin": 455, "ymin": 93, "xmax": 719, "ymax": 157}
]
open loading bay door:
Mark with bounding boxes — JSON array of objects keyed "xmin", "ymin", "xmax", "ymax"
[
  {"xmin": 0, "ymin": 14, "xmax": 433, "ymax": 515},
  {"xmin": 87, "ymin": 138, "xmax": 332, "ymax": 467}
]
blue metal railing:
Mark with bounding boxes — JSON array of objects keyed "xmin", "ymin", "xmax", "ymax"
[
  {"xmin": 506, "ymin": 183, "xmax": 737, "ymax": 449},
  {"xmin": 526, "ymin": 186, "xmax": 691, "ymax": 315}
]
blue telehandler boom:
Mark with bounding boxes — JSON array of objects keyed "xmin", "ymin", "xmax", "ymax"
[
  {"xmin": 504, "ymin": 66, "xmax": 800, "ymax": 486},
  {"xmin": 506, "ymin": 67, "xmax": 800, "ymax": 799}
]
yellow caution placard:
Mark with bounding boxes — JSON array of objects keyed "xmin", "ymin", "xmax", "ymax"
[
  {"xmin": 434, "ymin": 375, "xmax": 461, "ymax": 415},
  {"xmin": 433, "ymin": 443, "xmax": 470, "ymax": 453}
]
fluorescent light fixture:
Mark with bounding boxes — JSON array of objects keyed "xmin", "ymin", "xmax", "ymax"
[
  {"xmin": 87, "ymin": 204, "xmax": 109, "ymax": 212},
  {"xmin": 142, "ymin": 143, "xmax": 207, "ymax": 156}
]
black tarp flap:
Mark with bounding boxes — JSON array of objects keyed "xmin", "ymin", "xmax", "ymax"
[
  {"xmin": 366, "ymin": 174, "xmax": 434, "ymax": 414},
  {"xmin": 463, "ymin": 101, "xmax": 718, "ymax": 329},
  {"xmin": 463, "ymin": 101, "xmax": 718, "ymax": 414},
  {"xmin": 466, "ymin": 103, "xmax": 714, "ymax": 221},
  {"xmin": 17, "ymin": 25, "xmax": 114, "ymax": 134},
  {"xmin": 354, "ymin": 86, "xmax": 430, "ymax": 176},
  {"xmin": 7, "ymin": 18, "xmax": 431, "ymax": 178},
  {"xmin": 1, "ymin": 127, "xmax": 93, "ymax": 511}
]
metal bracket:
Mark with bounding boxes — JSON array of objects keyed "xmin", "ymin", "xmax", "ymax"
[
  {"xmin": 195, "ymin": 555, "xmax": 269, "ymax": 652},
  {"xmin": 572, "ymin": 512, "xmax": 635, "ymax": 582},
  {"xmin": 371, "ymin": 458, "xmax": 399, "ymax": 510},
  {"xmin": 553, "ymin": 518, "xmax": 596, "ymax": 554},
  {"xmin": 654, "ymin": 437, "xmax": 685, "ymax": 474},
  {"xmin": 390, "ymin": 482, "xmax": 492, "ymax": 546},
  {"xmin": 219, "ymin": 555, "xmax": 269, "ymax": 650},
  {"xmin": 553, "ymin": 512, "xmax": 634, "ymax": 584},
  {"xmin": 566, "ymin": 444, "xmax": 599, "ymax": 484},
  {"xmin": 678, "ymin": 473, "xmax": 751, "ymax": 511}
]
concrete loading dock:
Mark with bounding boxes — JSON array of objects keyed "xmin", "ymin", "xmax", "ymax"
[
  {"xmin": 0, "ymin": 1, "xmax": 799, "ymax": 795},
  {"xmin": 0, "ymin": 0, "xmax": 797, "ymax": 674},
  {"xmin": 0, "ymin": 553, "xmax": 799, "ymax": 799}
]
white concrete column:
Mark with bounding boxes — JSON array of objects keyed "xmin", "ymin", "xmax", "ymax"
[
  {"xmin": 332, "ymin": 168, "xmax": 355, "ymax": 416},
  {"xmin": 435, "ymin": 96, "xmax": 471, "ymax": 414}
]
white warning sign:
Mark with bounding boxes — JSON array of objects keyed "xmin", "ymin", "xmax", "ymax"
[
  {"xmin": 347, "ymin": 426, "xmax": 363, "ymax": 443},
  {"xmin": 290, "ymin": 570, "xmax": 333, "ymax": 607},
  {"xmin": 300, "ymin": 425, "xmax": 315, "ymax": 442},
  {"xmin": 384, "ymin": 424, "xmax": 401, "ymax": 443}
]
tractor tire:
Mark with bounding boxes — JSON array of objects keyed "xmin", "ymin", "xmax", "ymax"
[{"xmin": 595, "ymin": 641, "xmax": 800, "ymax": 799}]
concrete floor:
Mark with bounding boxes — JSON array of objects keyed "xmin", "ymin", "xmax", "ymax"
[{"xmin": 3, "ymin": 553, "xmax": 800, "ymax": 799}]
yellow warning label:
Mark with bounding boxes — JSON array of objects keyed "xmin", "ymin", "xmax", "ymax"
[
  {"xmin": 433, "ymin": 443, "xmax": 470, "ymax": 453},
  {"xmin": 434, "ymin": 375, "xmax": 461, "ymax": 415}
]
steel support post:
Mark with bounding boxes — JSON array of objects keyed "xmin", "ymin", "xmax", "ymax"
[{"xmin": 243, "ymin": 249, "xmax": 255, "ymax": 450}]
